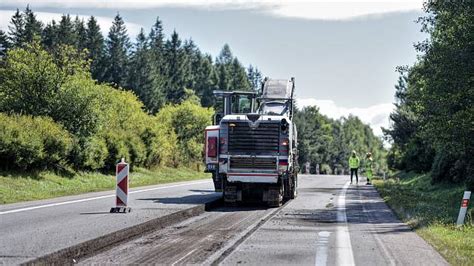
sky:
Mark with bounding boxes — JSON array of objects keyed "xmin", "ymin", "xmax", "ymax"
[{"xmin": 0, "ymin": 1, "xmax": 427, "ymax": 136}]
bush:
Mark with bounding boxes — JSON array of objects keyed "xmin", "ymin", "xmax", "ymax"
[
  {"xmin": 403, "ymin": 138, "xmax": 435, "ymax": 173},
  {"xmin": 0, "ymin": 113, "xmax": 73, "ymax": 170},
  {"xmin": 76, "ymin": 136, "xmax": 109, "ymax": 170},
  {"xmin": 141, "ymin": 121, "xmax": 178, "ymax": 167},
  {"xmin": 466, "ymin": 161, "xmax": 474, "ymax": 191},
  {"xmin": 320, "ymin": 164, "xmax": 332, "ymax": 174},
  {"xmin": 156, "ymin": 99, "xmax": 213, "ymax": 166},
  {"xmin": 0, "ymin": 43, "xmax": 212, "ymax": 172},
  {"xmin": 430, "ymin": 148, "xmax": 473, "ymax": 187},
  {"xmin": 53, "ymin": 74, "xmax": 103, "ymax": 137},
  {"xmin": 0, "ymin": 42, "xmax": 89, "ymax": 117},
  {"xmin": 431, "ymin": 151, "xmax": 456, "ymax": 183}
]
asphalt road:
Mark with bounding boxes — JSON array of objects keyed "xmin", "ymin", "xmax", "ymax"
[
  {"xmin": 81, "ymin": 175, "xmax": 448, "ymax": 265},
  {"xmin": 0, "ymin": 179, "xmax": 220, "ymax": 265},
  {"xmin": 222, "ymin": 175, "xmax": 448, "ymax": 265}
]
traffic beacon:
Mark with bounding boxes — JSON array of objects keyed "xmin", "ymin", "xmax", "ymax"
[{"xmin": 110, "ymin": 158, "xmax": 131, "ymax": 213}]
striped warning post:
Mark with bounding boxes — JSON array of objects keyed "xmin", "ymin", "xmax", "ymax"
[
  {"xmin": 456, "ymin": 191, "xmax": 471, "ymax": 226},
  {"xmin": 110, "ymin": 158, "xmax": 131, "ymax": 213}
]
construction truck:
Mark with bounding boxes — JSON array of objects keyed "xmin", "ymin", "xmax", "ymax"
[{"xmin": 204, "ymin": 78, "xmax": 298, "ymax": 206}]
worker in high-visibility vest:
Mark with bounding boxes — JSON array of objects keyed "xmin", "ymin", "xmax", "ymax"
[
  {"xmin": 348, "ymin": 150, "xmax": 360, "ymax": 184},
  {"xmin": 365, "ymin": 152, "xmax": 373, "ymax": 185}
]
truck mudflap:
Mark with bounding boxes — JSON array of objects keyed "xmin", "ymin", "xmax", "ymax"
[{"xmin": 211, "ymin": 172, "xmax": 223, "ymax": 192}]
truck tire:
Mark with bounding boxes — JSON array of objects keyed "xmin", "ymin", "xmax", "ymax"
[
  {"xmin": 268, "ymin": 184, "xmax": 283, "ymax": 207},
  {"xmin": 290, "ymin": 175, "xmax": 297, "ymax": 199}
]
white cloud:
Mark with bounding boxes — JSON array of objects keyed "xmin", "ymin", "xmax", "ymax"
[
  {"xmin": 1, "ymin": 0, "xmax": 424, "ymax": 20},
  {"xmin": 269, "ymin": 1, "xmax": 423, "ymax": 20},
  {"xmin": 0, "ymin": 10, "xmax": 143, "ymax": 37},
  {"xmin": 297, "ymin": 98, "xmax": 394, "ymax": 136}
]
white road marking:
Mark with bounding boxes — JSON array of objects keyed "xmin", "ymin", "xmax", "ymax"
[
  {"xmin": 0, "ymin": 180, "xmax": 210, "ymax": 215},
  {"xmin": 336, "ymin": 181, "xmax": 355, "ymax": 266},
  {"xmin": 315, "ymin": 231, "xmax": 331, "ymax": 266}
]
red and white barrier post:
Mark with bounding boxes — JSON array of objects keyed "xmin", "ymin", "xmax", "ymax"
[
  {"xmin": 456, "ymin": 191, "xmax": 471, "ymax": 227},
  {"xmin": 110, "ymin": 158, "xmax": 131, "ymax": 213}
]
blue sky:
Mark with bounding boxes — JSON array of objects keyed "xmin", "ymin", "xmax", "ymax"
[{"xmin": 0, "ymin": 1, "xmax": 427, "ymax": 135}]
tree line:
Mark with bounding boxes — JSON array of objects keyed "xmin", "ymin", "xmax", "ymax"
[
  {"xmin": 383, "ymin": 1, "xmax": 473, "ymax": 189},
  {"xmin": 0, "ymin": 6, "xmax": 263, "ymax": 172},
  {"xmin": 0, "ymin": 6, "xmax": 385, "ymax": 175},
  {"xmin": 295, "ymin": 106, "xmax": 387, "ymax": 175},
  {"xmin": 0, "ymin": 41, "xmax": 213, "ymax": 171},
  {"xmin": 0, "ymin": 6, "xmax": 263, "ymax": 111}
]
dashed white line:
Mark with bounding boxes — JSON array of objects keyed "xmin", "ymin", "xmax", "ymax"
[
  {"xmin": 336, "ymin": 181, "xmax": 355, "ymax": 266},
  {"xmin": 315, "ymin": 231, "xmax": 331, "ymax": 266},
  {"xmin": 0, "ymin": 180, "xmax": 210, "ymax": 215}
]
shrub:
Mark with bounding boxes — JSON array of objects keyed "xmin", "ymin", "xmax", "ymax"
[
  {"xmin": 320, "ymin": 164, "xmax": 332, "ymax": 174},
  {"xmin": 0, "ymin": 42, "xmax": 89, "ymax": 117},
  {"xmin": 0, "ymin": 113, "xmax": 73, "ymax": 170},
  {"xmin": 466, "ymin": 160, "xmax": 474, "ymax": 191},
  {"xmin": 0, "ymin": 43, "xmax": 212, "ymax": 172},
  {"xmin": 141, "ymin": 121, "xmax": 178, "ymax": 167},
  {"xmin": 53, "ymin": 74, "xmax": 103, "ymax": 137},
  {"xmin": 156, "ymin": 99, "xmax": 213, "ymax": 166},
  {"xmin": 77, "ymin": 136, "xmax": 109, "ymax": 170}
]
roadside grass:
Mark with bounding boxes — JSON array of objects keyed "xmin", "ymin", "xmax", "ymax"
[
  {"xmin": 0, "ymin": 167, "xmax": 210, "ymax": 204},
  {"xmin": 373, "ymin": 173, "xmax": 473, "ymax": 265}
]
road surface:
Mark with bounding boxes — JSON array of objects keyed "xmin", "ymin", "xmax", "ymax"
[
  {"xmin": 0, "ymin": 180, "xmax": 220, "ymax": 265},
  {"xmin": 80, "ymin": 175, "xmax": 448, "ymax": 265}
]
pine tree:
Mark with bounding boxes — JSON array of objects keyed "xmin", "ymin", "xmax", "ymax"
[
  {"xmin": 183, "ymin": 38, "xmax": 201, "ymax": 90},
  {"xmin": 127, "ymin": 28, "xmax": 165, "ymax": 113},
  {"xmin": 148, "ymin": 17, "xmax": 168, "ymax": 99},
  {"xmin": 73, "ymin": 16, "xmax": 87, "ymax": 51},
  {"xmin": 85, "ymin": 16, "xmax": 105, "ymax": 81},
  {"xmin": 0, "ymin": 30, "xmax": 10, "ymax": 57},
  {"xmin": 230, "ymin": 58, "xmax": 251, "ymax": 91},
  {"xmin": 23, "ymin": 5, "xmax": 43, "ymax": 43},
  {"xmin": 217, "ymin": 63, "xmax": 230, "ymax": 91},
  {"xmin": 58, "ymin": 14, "xmax": 76, "ymax": 46},
  {"xmin": 42, "ymin": 20, "xmax": 59, "ymax": 51},
  {"xmin": 247, "ymin": 64, "xmax": 263, "ymax": 91},
  {"xmin": 149, "ymin": 17, "xmax": 165, "ymax": 64},
  {"xmin": 216, "ymin": 43, "xmax": 233, "ymax": 65},
  {"xmin": 163, "ymin": 30, "xmax": 187, "ymax": 102},
  {"xmin": 216, "ymin": 44, "xmax": 234, "ymax": 91},
  {"xmin": 8, "ymin": 9, "xmax": 25, "ymax": 47},
  {"xmin": 195, "ymin": 54, "xmax": 218, "ymax": 107},
  {"xmin": 104, "ymin": 13, "xmax": 130, "ymax": 87},
  {"xmin": 253, "ymin": 66, "xmax": 262, "ymax": 91}
]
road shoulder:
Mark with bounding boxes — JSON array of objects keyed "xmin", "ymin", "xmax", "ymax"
[{"xmin": 345, "ymin": 184, "xmax": 449, "ymax": 266}]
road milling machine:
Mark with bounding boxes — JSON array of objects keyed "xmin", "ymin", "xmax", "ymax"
[{"xmin": 204, "ymin": 78, "xmax": 298, "ymax": 207}]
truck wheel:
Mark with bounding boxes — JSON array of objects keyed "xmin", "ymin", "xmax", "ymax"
[
  {"xmin": 290, "ymin": 176, "xmax": 297, "ymax": 199},
  {"xmin": 283, "ymin": 178, "xmax": 290, "ymax": 200},
  {"xmin": 268, "ymin": 185, "xmax": 283, "ymax": 207}
]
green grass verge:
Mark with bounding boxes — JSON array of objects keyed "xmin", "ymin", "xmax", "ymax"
[
  {"xmin": 373, "ymin": 173, "xmax": 473, "ymax": 265},
  {"xmin": 0, "ymin": 167, "xmax": 210, "ymax": 204}
]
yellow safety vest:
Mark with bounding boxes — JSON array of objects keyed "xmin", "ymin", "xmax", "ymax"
[{"xmin": 349, "ymin": 156, "xmax": 360, "ymax": 168}]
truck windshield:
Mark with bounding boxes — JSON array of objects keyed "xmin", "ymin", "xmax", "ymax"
[
  {"xmin": 259, "ymin": 102, "xmax": 287, "ymax": 115},
  {"xmin": 231, "ymin": 96, "xmax": 252, "ymax": 114}
]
